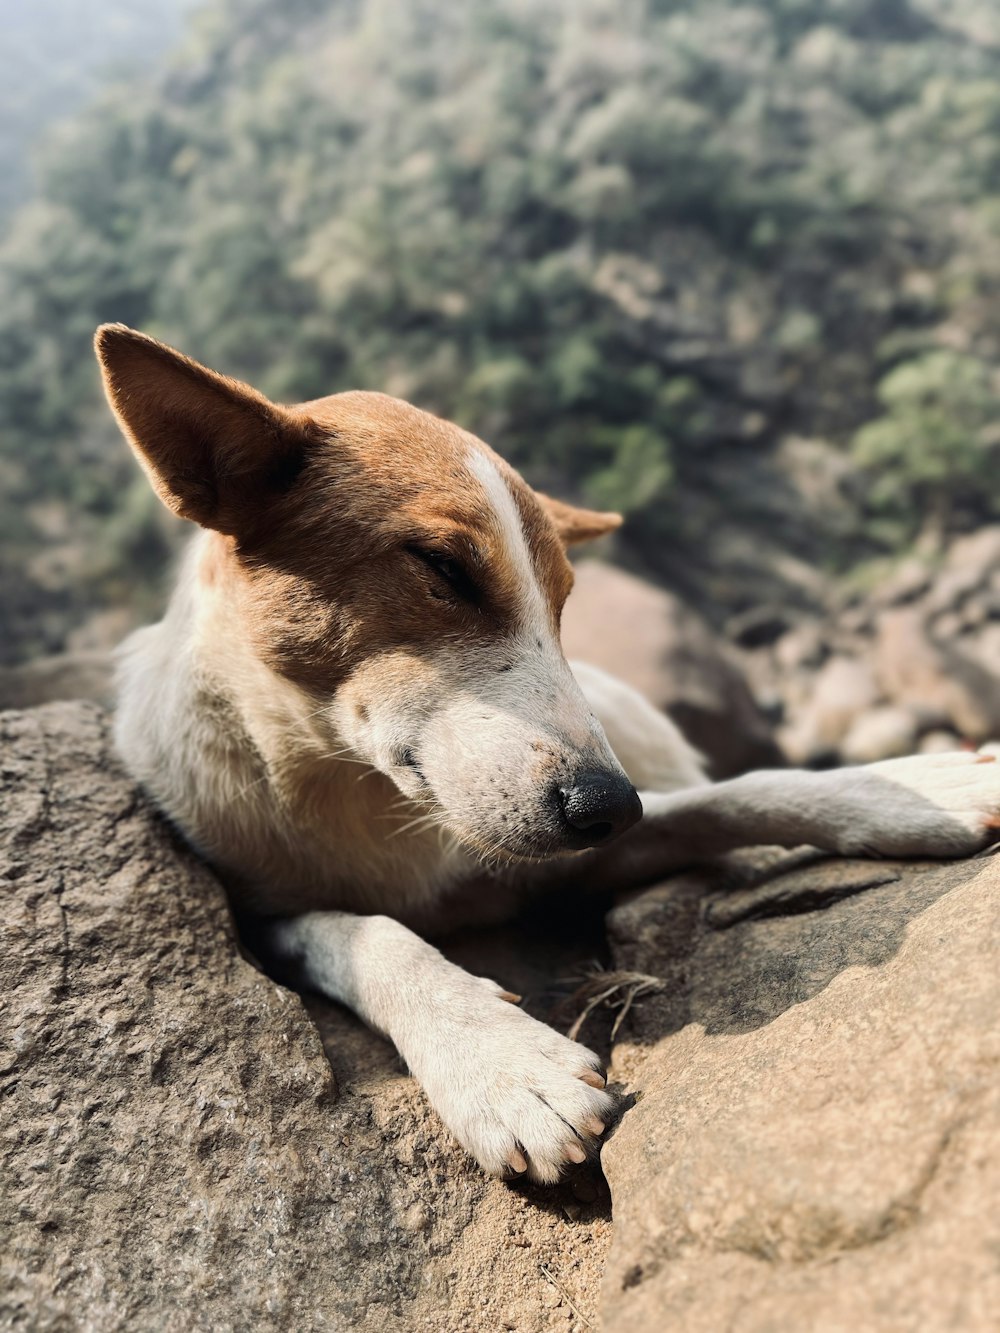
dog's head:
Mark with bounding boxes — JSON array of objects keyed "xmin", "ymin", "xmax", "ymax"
[{"xmin": 96, "ymin": 325, "xmax": 641, "ymax": 860}]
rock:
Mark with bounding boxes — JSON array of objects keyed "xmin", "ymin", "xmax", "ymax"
[
  {"xmin": 918, "ymin": 729, "xmax": 964, "ymax": 754},
  {"xmin": 871, "ymin": 556, "xmax": 932, "ymax": 609},
  {"xmin": 931, "ymin": 609, "xmax": 964, "ymax": 641},
  {"xmin": 839, "ymin": 703, "xmax": 918, "ymax": 764},
  {"xmin": 924, "ymin": 527, "xmax": 1000, "ymax": 615},
  {"xmin": 561, "ymin": 561, "xmax": 782, "ymax": 777},
  {"xmin": 0, "ymin": 651, "xmax": 113, "ymax": 710},
  {"xmin": 777, "ymin": 655, "xmax": 881, "ymax": 764},
  {"xmin": 875, "ymin": 607, "xmax": 1000, "ymax": 741},
  {"xmin": 598, "ymin": 851, "xmax": 1000, "ymax": 1332},
  {"xmin": 6, "ymin": 703, "xmax": 999, "ymax": 1333},
  {"xmin": 0, "ymin": 704, "xmax": 612, "ymax": 1333},
  {"xmin": 948, "ymin": 621, "xmax": 1000, "ymax": 678},
  {"xmin": 724, "ymin": 605, "xmax": 791, "ymax": 650},
  {"xmin": 741, "ymin": 528, "xmax": 1000, "ymax": 769},
  {"xmin": 773, "ymin": 621, "xmax": 829, "ymax": 674},
  {"xmin": 65, "ymin": 609, "xmax": 136, "ymax": 655}
]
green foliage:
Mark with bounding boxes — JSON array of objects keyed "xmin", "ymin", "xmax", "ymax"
[
  {"xmin": 5, "ymin": 0, "xmax": 1000, "ymax": 656},
  {"xmin": 853, "ymin": 350, "xmax": 1000, "ymax": 537}
]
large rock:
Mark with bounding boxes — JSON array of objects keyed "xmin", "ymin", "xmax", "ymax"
[
  {"xmin": 4, "ymin": 703, "xmax": 998, "ymax": 1333},
  {"xmin": 598, "ymin": 850, "xmax": 1000, "ymax": 1332},
  {"xmin": 0, "ymin": 704, "xmax": 613, "ymax": 1333},
  {"xmin": 561, "ymin": 561, "xmax": 782, "ymax": 777}
]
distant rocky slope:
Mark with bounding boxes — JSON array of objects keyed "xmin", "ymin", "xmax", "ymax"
[
  {"xmin": 739, "ymin": 526, "xmax": 1000, "ymax": 767},
  {"xmin": 3, "ymin": 702, "xmax": 997, "ymax": 1331}
]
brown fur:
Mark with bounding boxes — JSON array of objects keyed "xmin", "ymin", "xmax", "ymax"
[{"xmin": 96, "ymin": 326, "xmax": 616, "ymax": 700}]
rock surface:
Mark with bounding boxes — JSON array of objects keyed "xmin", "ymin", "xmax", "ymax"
[
  {"xmin": 3, "ymin": 703, "xmax": 998, "ymax": 1332},
  {"xmin": 0, "ymin": 704, "xmax": 612, "ymax": 1333},
  {"xmin": 0, "ymin": 650, "xmax": 113, "ymax": 711},
  {"xmin": 599, "ymin": 850, "xmax": 1000, "ymax": 1333}
]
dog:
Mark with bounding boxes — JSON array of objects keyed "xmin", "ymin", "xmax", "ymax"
[{"xmin": 96, "ymin": 323, "xmax": 1000, "ymax": 1184}]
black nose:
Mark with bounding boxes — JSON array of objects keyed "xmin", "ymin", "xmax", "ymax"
[{"xmin": 555, "ymin": 770, "xmax": 642, "ymax": 849}]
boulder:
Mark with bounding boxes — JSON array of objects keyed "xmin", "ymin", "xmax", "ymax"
[
  {"xmin": 924, "ymin": 527, "xmax": 1000, "ymax": 617},
  {"xmin": 0, "ymin": 704, "xmax": 612, "ymax": 1333},
  {"xmin": 777, "ymin": 654, "xmax": 881, "ymax": 765},
  {"xmin": 561, "ymin": 561, "xmax": 782, "ymax": 777},
  {"xmin": 839, "ymin": 702, "xmax": 919, "ymax": 764},
  {"xmin": 598, "ymin": 850, "xmax": 1000, "ymax": 1332},
  {"xmin": 4, "ymin": 703, "xmax": 998, "ymax": 1333}
]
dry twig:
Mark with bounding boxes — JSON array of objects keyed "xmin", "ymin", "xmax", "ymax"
[
  {"xmin": 565, "ymin": 968, "xmax": 667, "ymax": 1042},
  {"xmin": 539, "ymin": 1263, "xmax": 593, "ymax": 1329}
]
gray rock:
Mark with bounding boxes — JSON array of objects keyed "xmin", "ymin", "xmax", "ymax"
[
  {"xmin": 773, "ymin": 622, "xmax": 829, "ymax": 673},
  {"xmin": 876, "ymin": 607, "xmax": 1000, "ymax": 741},
  {"xmin": 777, "ymin": 654, "xmax": 881, "ymax": 764},
  {"xmin": 0, "ymin": 704, "xmax": 612, "ymax": 1333},
  {"xmin": 871, "ymin": 556, "xmax": 932, "ymax": 609},
  {"xmin": 925, "ymin": 527, "xmax": 1000, "ymax": 616},
  {"xmin": 918, "ymin": 729, "xmax": 964, "ymax": 754},
  {"xmin": 5, "ymin": 703, "xmax": 998, "ymax": 1333}
]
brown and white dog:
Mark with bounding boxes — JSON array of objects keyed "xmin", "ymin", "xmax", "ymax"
[{"xmin": 97, "ymin": 324, "xmax": 1000, "ymax": 1184}]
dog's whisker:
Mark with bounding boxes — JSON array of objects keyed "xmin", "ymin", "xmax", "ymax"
[
  {"xmin": 384, "ymin": 812, "xmax": 447, "ymax": 840},
  {"xmin": 375, "ymin": 800, "xmax": 439, "ymax": 822},
  {"xmin": 386, "ymin": 795, "xmax": 423, "ymax": 811},
  {"xmin": 310, "ymin": 748, "xmax": 373, "ymax": 767}
]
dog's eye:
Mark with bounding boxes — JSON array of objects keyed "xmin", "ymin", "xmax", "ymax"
[{"xmin": 406, "ymin": 545, "xmax": 480, "ymax": 604}]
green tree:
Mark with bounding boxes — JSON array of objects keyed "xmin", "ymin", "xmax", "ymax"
[{"xmin": 853, "ymin": 350, "xmax": 1000, "ymax": 541}]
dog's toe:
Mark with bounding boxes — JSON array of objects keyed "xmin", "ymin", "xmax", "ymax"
[{"xmin": 409, "ymin": 979, "xmax": 615, "ymax": 1184}]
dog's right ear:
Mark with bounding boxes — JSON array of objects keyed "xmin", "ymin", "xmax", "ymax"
[{"xmin": 95, "ymin": 324, "xmax": 315, "ymax": 534}]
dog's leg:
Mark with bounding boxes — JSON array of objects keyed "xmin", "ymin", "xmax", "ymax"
[
  {"xmin": 636, "ymin": 749, "xmax": 1000, "ymax": 861},
  {"xmin": 260, "ymin": 910, "xmax": 613, "ymax": 1183},
  {"xmin": 521, "ymin": 749, "xmax": 1000, "ymax": 900},
  {"xmin": 571, "ymin": 662, "xmax": 1000, "ymax": 873}
]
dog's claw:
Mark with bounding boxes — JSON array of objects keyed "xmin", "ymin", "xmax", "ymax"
[
  {"xmin": 584, "ymin": 1115, "xmax": 606, "ymax": 1136},
  {"xmin": 579, "ymin": 1068, "xmax": 606, "ymax": 1089},
  {"xmin": 499, "ymin": 990, "xmax": 522, "ymax": 1004},
  {"xmin": 565, "ymin": 1142, "xmax": 586, "ymax": 1165},
  {"xmin": 507, "ymin": 1149, "xmax": 528, "ymax": 1174}
]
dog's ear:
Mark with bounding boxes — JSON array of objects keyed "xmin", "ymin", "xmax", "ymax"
[
  {"xmin": 95, "ymin": 324, "xmax": 315, "ymax": 533},
  {"xmin": 535, "ymin": 492, "xmax": 623, "ymax": 546}
]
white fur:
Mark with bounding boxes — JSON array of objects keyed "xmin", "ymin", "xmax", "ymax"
[{"xmin": 267, "ymin": 911, "xmax": 612, "ymax": 1182}]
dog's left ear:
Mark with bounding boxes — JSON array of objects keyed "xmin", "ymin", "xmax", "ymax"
[
  {"xmin": 95, "ymin": 323, "xmax": 316, "ymax": 535},
  {"xmin": 536, "ymin": 492, "xmax": 623, "ymax": 546}
]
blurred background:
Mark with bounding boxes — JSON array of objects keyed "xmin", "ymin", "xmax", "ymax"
[{"xmin": 4, "ymin": 0, "xmax": 1000, "ymax": 774}]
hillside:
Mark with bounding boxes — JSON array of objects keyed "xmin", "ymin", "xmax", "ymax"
[{"xmin": 4, "ymin": 0, "xmax": 1000, "ymax": 660}]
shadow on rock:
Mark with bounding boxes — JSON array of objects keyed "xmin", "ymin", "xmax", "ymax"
[{"xmin": 601, "ymin": 845, "xmax": 996, "ymax": 1043}]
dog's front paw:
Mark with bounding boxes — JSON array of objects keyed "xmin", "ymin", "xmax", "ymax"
[
  {"xmin": 851, "ymin": 749, "xmax": 1000, "ymax": 857},
  {"xmin": 402, "ymin": 972, "xmax": 614, "ymax": 1184}
]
